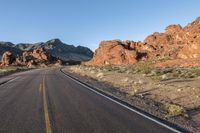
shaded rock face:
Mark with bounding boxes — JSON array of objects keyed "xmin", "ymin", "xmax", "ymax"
[
  {"xmin": 88, "ymin": 17, "xmax": 200, "ymax": 66},
  {"xmin": 87, "ymin": 40, "xmax": 147, "ymax": 65},
  {"xmin": 0, "ymin": 42, "xmax": 22, "ymax": 59},
  {"xmin": 20, "ymin": 48, "xmax": 48, "ymax": 66},
  {"xmin": 0, "ymin": 39, "xmax": 93, "ymax": 67},
  {"xmin": 13, "ymin": 48, "xmax": 59, "ymax": 67},
  {"xmin": 15, "ymin": 39, "xmax": 93, "ymax": 62},
  {"xmin": 0, "ymin": 51, "xmax": 14, "ymax": 66}
]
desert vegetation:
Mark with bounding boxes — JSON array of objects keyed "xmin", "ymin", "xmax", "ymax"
[
  {"xmin": 66, "ymin": 62, "xmax": 200, "ymax": 131},
  {"xmin": 0, "ymin": 66, "xmax": 30, "ymax": 77}
]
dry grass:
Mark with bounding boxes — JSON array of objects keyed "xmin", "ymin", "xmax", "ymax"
[{"xmin": 0, "ymin": 66, "xmax": 29, "ymax": 77}]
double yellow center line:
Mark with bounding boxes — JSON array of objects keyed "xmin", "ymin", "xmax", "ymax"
[{"xmin": 40, "ymin": 76, "xmax": 52, "ymax": 133}]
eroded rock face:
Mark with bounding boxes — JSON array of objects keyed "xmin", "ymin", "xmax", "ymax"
[
  {"xmin": 177, "ymin": 17, "xmax": 200, "ymax": 59},
  {"xmin": 86, "ymin": 40, "xmax": 147, "ymax": 65},
  {"xmin": 20, "ymin": 48, "xmax": 49, "ymax": 66},
  {"xmin": 0, "ymin": 51, "xmax": 14, "ymax": 66},
  {"xmin": 142, "ymin": 24, "xmax": 185, "ymax": 59},
  {"xmin": 88, "ymin": 17, "xmax": 200, "ymax": 66},
  {"xmin": 1, "ymin": 48, "xmax": 55, "ymax": 67},
  {"xmin": 143, "ymin": 17, "xmax": 200, "ymax": 60},
  {"xmin": 31, "ymin": 48, "xmax": 48, "ymax": 61}
]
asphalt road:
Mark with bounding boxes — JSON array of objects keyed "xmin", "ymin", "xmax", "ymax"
[{"xmin": 0, "ymin": 68, "xmax": 184, "ymax": 133}]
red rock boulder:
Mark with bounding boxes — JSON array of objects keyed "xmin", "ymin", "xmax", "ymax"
[
  {"xmin": 0, "ymin": 51, "xmax": 14, "ymax": 66},
  {"xmin": 86, "ymin": 40, "xmax": 146, "ymax": 65}
]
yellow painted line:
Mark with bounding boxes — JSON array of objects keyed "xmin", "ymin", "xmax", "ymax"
[{"xmin": 42, "ymin": 76, "xmax": 52, "ymax": 133}]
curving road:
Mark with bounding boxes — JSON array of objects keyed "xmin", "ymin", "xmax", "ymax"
[{"xmin": 0, "ymin": 68, "xmax": 186, "ymax": 133}]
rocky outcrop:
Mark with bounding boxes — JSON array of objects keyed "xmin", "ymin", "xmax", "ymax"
[
  {"xmin": 0, "ymin": 51, "xmax": 14, "ymax": 66},
  {"xmin": 15, "ymin": 39, "xmax": 93, "ymax": 62},
  {"xmin": 15, "ymin": 48, "xmax": 58, "ymax": 67},
  {"xmin": 88, "ymin": 17, "xmax": 200, "ymax": 66},
  {"xmin": 0, "ymin": 39, "xmax": 93, "ymax": 67},
  {"xmin": 31, "ymin": 48, "xmax": 48, "ymax": 61},
  {"xmin": 87, "ymin": 40, "xmax": 147, "ymax": 65},
  {"xmin": 177, "ymin": 17, "xmax": 200, "ymax": 59}
]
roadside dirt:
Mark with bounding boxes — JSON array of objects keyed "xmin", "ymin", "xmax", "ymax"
[{"xmin": 65, "ymin": 65, "xmax": 200, "ymax": 132}]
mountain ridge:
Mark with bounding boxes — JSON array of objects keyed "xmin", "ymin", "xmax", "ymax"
[{"xmin": 0, "ymin": 39, "xmax": 93, "ymax": 67}]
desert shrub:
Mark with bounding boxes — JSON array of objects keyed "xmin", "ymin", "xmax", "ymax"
[
  {"xmin": 151, "ymin": 75, "xmax": 163, "ymax": 82},
  {"xmin": 127, "ymin": 87, "xmax": 139, "ymax": 97},
  {"xmin": 173, "ymin": 67, "xmax": 200, "ymax": 78},
  {"xmin": 165, "ymin": 103, "xmax": 188, "ymax": 117},
  {"xmin": 190, "ymin": 67, "xmax": 200, "ymax": 76},
  {"xmin": 99, "ymin": 65, "xmax": 124, "ymax": 72},
  {"xmin": 171, "ymin": 71, "xmax": 180, "ymax": 78},
  {"xmin": 150, "ymin": 67, "xmax": 200, "ymax": 79},
  {"xmin": 130, "ymin": 62, "xmax": 153, "ymax": 74}
]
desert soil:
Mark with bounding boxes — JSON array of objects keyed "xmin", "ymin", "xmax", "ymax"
[{"xmin": 65, "ymin": 64, "xmax": 200, "ymax": 132}]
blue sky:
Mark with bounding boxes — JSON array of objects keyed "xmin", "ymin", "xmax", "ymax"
[{"xmin": 0, "ymin": 0, "xmax": 200, "ymax": 50}]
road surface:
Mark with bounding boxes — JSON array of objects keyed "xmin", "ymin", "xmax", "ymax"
[{"xmin": 0, "ymin": 68, "xmax": 185, "ymax": 133}]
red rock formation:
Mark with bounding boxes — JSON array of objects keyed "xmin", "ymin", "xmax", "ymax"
[
  {"xmin": 87, "ymin": 40, "xmax": 145, "ymax": 65},
  {"xmin": 14, "ymin": 56, "xmax": 25, "ymax": 66},
  {"xmin": 20, "ymin": 48, "xmax": 48, "ymax": 66},
  {"xmin": 0, "ymin": 48, "xmax": 58, "ymax": 67},
  {"xmin": 54, "ymin": 59, "xmax": 62, "ymax": 67},
  {"xmin": 88, "ymin": 17, "xmax": 200, "ymax": 67},
  {"xmin": 0, "ymin": 51, "xmax": 13, "ymax": 66},
  {"xmin": 31, "ymin": 48, "xmax": 48, "ymax": 61},
  {"xmin": 177, "ymin": 17, "xmax": 200, "ymax": 59}
]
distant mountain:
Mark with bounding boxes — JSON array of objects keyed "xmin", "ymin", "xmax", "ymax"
[
  {"xmin": 0, "ymin": 41, "xmax": 22, "ymax": 59},
  {"xmin": 0, "ymin": 39, "xmax": 93, "ymax": 62}
]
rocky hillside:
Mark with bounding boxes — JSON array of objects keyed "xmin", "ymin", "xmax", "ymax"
[
  {"xmin": 15, "ymin": 39, "xmax": 93, "ymax": 61},
  {"xmin": 0, "ymin": 42, "xmax": 22, "ymax": 59},
  {"xmin": 87, "ymin": 17, "xmax": 200, "ymax": 67},
  {"xmin": 0, "ymin": 39, "xmax": 93, "ymax": 67}
]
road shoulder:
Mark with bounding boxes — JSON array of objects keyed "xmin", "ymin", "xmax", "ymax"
[{"xmin": 63, "ymin": 67, "xmax": 197, "ymax": 133}]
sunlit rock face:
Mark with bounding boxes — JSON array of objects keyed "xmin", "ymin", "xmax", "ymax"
[
  {"xmin": 0, "ymin": 51, "xmax": 14, "ymax": 66},
  {"xmin": 86, "ymin": 40, "xmax": 143, "ymax": 65},
  {"xmin": 88, "ymin": 17, "xmax": 200, "ymax": 66}
]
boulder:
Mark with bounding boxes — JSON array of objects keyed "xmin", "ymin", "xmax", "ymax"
[
  {"xmin": 0, "ymin": 51, "xmax": 14, "ymax": 66},
  {"xmin": 86, "ymin": 40, "xmax": 144, "ymax": 65}
]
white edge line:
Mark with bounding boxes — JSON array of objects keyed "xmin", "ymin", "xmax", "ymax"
[{"xmin": 61, "ymin": 69, "xmax": 182, "ymax": 133}]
